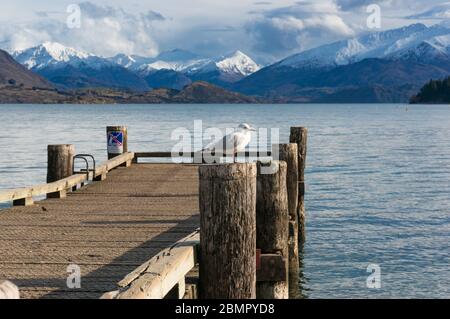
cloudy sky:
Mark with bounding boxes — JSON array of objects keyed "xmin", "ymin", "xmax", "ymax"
[{"xmin": 0, "ymin": 0, "xmax": 449, "ymax": 63}]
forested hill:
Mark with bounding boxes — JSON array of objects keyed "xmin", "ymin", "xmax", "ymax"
[{"xmin": 410, "ymin": 77, "xmax": 450, "ymax": 104}]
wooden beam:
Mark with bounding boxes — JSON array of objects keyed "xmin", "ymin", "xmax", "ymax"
[
  {"xmin": 134, "ymin": 151, "xmax": 272, "ymax": 159},
  {"xmin": 0, "ymin": 152, "xmax": 135, "ymax": 204},
  {"xmin": 102, "ymin": 230, "xmax": 199, "ymax": 299},
  {"xmin": 95, "ymin": 152, "xmax": 135, "ymax": 177}
]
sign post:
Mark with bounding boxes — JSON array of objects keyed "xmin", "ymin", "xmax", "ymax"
[{"xmin": 107, "ymin": 126, "xmax": 128, "ymax": 159}]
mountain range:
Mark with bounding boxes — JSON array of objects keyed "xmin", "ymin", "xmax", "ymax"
[
  {"xmin": 12, "ymin": 43, "xmax": 261, "ymax": 91},
  {"xmin": 6, "ymin": 22, "xmax": 450, "ymax": 103},
  {"xmin": 233, "ymin": 23, "xmax": 450, "ymax": 102}
]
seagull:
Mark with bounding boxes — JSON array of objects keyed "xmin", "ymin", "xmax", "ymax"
[{"xmin": 203, "ymin": 123, "xmax": 256, "ymax": 162}]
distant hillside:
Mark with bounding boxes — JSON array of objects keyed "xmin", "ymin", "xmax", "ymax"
[
  {"xmin": 232, "ymin": 23, "xmax": 450, "ymax": 103},
  {"xmin": 0, "ymin": 81, "xmax": 261, "ymax": 104},
  {"xmin": 410, "ymin": 77, "xmax": 450, "ymax": 103},
  {"xmin": 170, "ymin": 81, "xmax": 259, "ymax": 103},
  {"xmin": 0, "ymin": 49, "xmax": 52, "ymax": 89},
  {"xmin": 234, "ymin": 58, "xmax": 450, "ymax": 103}
]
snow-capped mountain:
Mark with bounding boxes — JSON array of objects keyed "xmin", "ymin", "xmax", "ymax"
[
  {"xmin": 279, "ymin": 23, "xmax": 450, "ymax": 69},
  {"xmin": 12, "ymin": 42, "xmax": 108, "ymax": 69},
  {"xmin": 110, "ymin": 49, "xmax": 207, "ymax": 74},
  {"xmin": 139, "ymin": 58, "xmax": 209, "ymax": 74},
  {"xmin": 12, "ymin": 42, "xmax": 149, "ymax": 91},
  {"xmin": 184, "ymin": 51, "xmax": 261, "ymax": 84},
  {"xmin": 234, "ymin": 22, "xmax": 450, "ymax": 103},
  {"xmin": 214, "ymin": 51, "xmax": 261, "ymax": 77},
  {"xmin": 389, "ymin": 34, "xmax": 450, "ymax": 63},
  {"xmin": 10, "ymin": 43, "xmax": 261, "ymax": 91},
  {"xmin": 108, "ymin": 53, "xmax": 154, "ymax": 70},
  {"xmin": 124, "ymin": 50, "xmax": 260, "ymax": 83}
]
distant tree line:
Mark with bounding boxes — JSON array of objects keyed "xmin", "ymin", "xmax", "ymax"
[{"xmin": 410, "ymin": 76, "xmax": 450, "ymax": 104}]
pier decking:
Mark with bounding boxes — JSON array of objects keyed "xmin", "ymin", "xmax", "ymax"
[{"xmin": 0, "ymin": 163, "xmax": 199, "ymax": 299}]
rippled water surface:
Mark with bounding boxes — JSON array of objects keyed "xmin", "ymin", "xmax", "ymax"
[{"xmin": 0, "ymin": 103, "xmax": 449, "ymax": 298}]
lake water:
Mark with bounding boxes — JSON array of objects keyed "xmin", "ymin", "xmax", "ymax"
[{"xmin": 0, "ymin": 103, "xmax": 449, "ymax": 298}]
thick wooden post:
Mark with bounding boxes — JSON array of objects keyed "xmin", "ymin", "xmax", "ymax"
[
  {"xmin": 107, "ymin": 126, "xmax": 128, "ymax": 160},
  {"xmin": 256, "ymin": 161, "xmax": 289, "ymax": 299},
  {"xmin": 289, "ymin": 127, "xmax": 308, "ymax": 242},
  {"xmin": 47, "ymin": 144, "xmax": 74, "ymax": 199},
  {"xmin": 199, "ymin": 163, "xmax": 257, "ymax": 299},
  {"xmin": 276, "ymin": 143, "xmax": 299, "ymax": 298}
]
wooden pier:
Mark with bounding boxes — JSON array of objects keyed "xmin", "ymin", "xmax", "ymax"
[
  {"xmin": 0, "ymin": 160, "xmax": 199, "ymax": 299},
  {"xmin": 0, "ymin": 126, "xmax": 308, "ymax": 299}
]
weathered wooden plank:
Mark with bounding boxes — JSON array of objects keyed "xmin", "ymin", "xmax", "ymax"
[
  {"xmin": 101, "ymin": 230, "xmax": 199, "ymax": 299},
  {"xmin": 0, "ymin": 152, "xmax": 135, "ymax": 204}
]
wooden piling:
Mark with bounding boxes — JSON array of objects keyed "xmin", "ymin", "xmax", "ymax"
[
  {"xmin": 199, "ymin": 163, "xmax": 257, "ymax": 299},
  {"xmin": 276, "ymin": 143, "xmax": 300, "ymax": 298},
  {"xmin": 46, "ymin": 144, "xmax": 74, "ymax": 199},
  {"xmin": 107, "ymin": 126, "xmax": 128, "ymax": 160},
  {"xmin": 256, "ymin": 160, "xmax": 289, "ymax": 299},
  {"xmin": 289, "ymin": 127, "xmax": 308, "ymax": 241}
]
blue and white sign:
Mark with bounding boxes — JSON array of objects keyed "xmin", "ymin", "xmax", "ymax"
[{"xmin": 107, "ymin": 131, "xmax": 124, "ymax": 154}]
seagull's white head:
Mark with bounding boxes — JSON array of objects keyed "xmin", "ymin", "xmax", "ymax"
[{"xmin": 238, "ymin": 123, "xmax": 256, "ymax": 132}]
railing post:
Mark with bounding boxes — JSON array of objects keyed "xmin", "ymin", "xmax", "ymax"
[
  {"xmin": 199, "ymin": 163, "xmax": 257, "ymax": 299},
  {"xmin": 289, "ymin": 127, "xmax": 308, "ymax": 242},
  {"xmin": 256, "ymin": 161, "xmax": 289, "ymax": 299},
  {"xmin": 46, "ymin": 144, "xmax": 74, "ymax": 199},
  {"xmin": 276, "ymin": 143, "xmax": 300, "ymax": 298},
  {"xmin": 107, "ymin": 126, "xmax": 128, "ymax": 161}
]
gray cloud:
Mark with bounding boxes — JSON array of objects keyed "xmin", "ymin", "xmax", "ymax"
[
  {"xmin": 34, "ymin": 11, "xmax": 49, "ymax": 18},
  {"xmin": 78, "ymin": 2, "xmax": 119, "ymax": 19},
  {"xmin": 245, "ymin": 1, "xmax": 354, "ymax": 58},
  {"xmin": 142, "ymin": 10, "xmax": 166, "ymax": 22},
  {"xmin": 336, "ymin": 0, "xmax": 380, "ymax": 10},
  {"xmin": 406, "ymin": 2, "xmax": 450, "ymax": 19}
]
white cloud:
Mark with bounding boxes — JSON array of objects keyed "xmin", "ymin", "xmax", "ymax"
[
  {"xmin": 1, "ymin": 1, "xmax": 164, "ymax": 57},
  {"xmin": 1, "ymin": 0, "xmax": 449, "ymax": 62}
]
